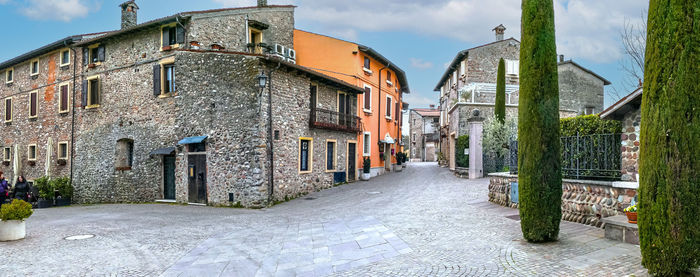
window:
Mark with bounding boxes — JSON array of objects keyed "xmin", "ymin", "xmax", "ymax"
[
  {"xmin": 310, "ymin": 84, "xmax": 317, "ymax": 109},
  {"xmin": 585, "ymin": 107, "xmax": 595, "ymax": 115},
  {"xmin": 299, "ymin": 138, "xmax": 313, "ymax": 173},
  {"xmin": 85, "ymin": 76, "xmax": 100, "ymax": 108},
  {"xmin": 326, "ymin": 140, "xmax": 337, "ymax": 171},
  {"xmin": 27, "ymin": 145, "xmax": 37, "ymax": 161},
  {"xmin": 116, "ymin": 139, "xmax": 134, "ymax": 170},
  {"xmin": 162, "ymin": 24, "xmax": 185, "ymax": 49},
  {"xmin": 249, "ymin": 28, "xmax": 263, "ymax": 54},
  {"xmin": 452, "ymin": 72, "xmax": 457, "ymax": 86},
  {"xmin": 58, "ymin": 142, "xmax": 68, "ymax": 160},
  {"xmin": 363, "ymin": 57, "xmax": 370, "ymax": 70},
  {"xmin": 4, "ymin": 97, "xmax": 12, "ymax": 122},
  {"xmin": 395, "ymin": 102, "xmax": 400, "ymax": 122},
  {"xmin": 164, "ymin": 64, "xmax": 175, "ymax": 93},
  {"xmin": 363, "ymin": 132, "xmax": 371, "ymax": 156},
  {"xmin": 188, "ymin": 142, "xmax": 206, "ymax": 153},
  {"xmin": 3, "ymin": 147, "xmax": 10, "ymax": 162},
  {"xmin": 30, "ymin": 59, "xmax": 39, "ymax": 76},
  {"xmin": 28, "ymin": 90, "xmax": 38, "ymax": 119},
  {"xmin": 5, "ymin": 68, "xmax": 13, "ymax": 84},
  {"xmin": 363, "ymin": 85, "xmax": 372, "ymax": 112},
  {"xmin": 506, "ymin": 59, "xmax": 519, "ymax": 76},
  {"xmin": 154, "ymin": 57, "xmax": 176, "ymax": 97},
  {"xmin": 385, "ymin": 95, "xmax": 392, "ymax": 119},
  {"xmin": 60, "ymin": 49, "xmax": 71, "ymax": 67},
  {"xmin": 59, "ymin": 83, "xmax": 70, "ymax": 113},
  {"xmin": 386, "ymin": 71, "xmax": 392, "ymax": 86},
  {"xmin": 460, "ymin": 60, "xmax": 466, "ymax": 76}
]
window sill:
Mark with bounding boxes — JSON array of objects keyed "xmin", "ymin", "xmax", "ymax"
[
  {"xmin": 385, "ymin": 117, "xmax": 392, "ymax": 121},
  {"xmin": 299, "ymin": 171, "xmax": 312, "ymax": 175},
  {"xmin": 363, "ymin": 68, "xmax": 373, "ymax": 75},
  {"xmin": 60, "ymin": 63, "xmax": 71, "ymax": 68},
  {"xmin": 87, "ymin": 62, "xmax": 102, "ymax": 69},
  {"xmin": 59, "ymin": 110, "xmax": 70, "ymax": 115},
  {"xmin": 30, "ymin": 73, "xmax": 39, "ymax": 78},
  {"xmin": 116, "ymin": 166, "xmax": 132, "ymax": 171},
  {"xmin": 86, "ymin": 104, "xmax": 101, "ymax": 109},
  {"xmin": 4, "ymin": 120, "xmax": 12, "ymax": 124},
  {"xmin": 158, "ymin": 92, "xmax": 177, "ymax": 98},
  {"xmin": 363, "ymin": 154, "xmax": 371, "ymax": 157},
  {"xmin": 386, "ymin": 81, "xmax": 393, "ymax": 86},
  {"xmin": 363, "ymin": 109, "xmax": 372, "ymax": 114},
  {"xmin": 325, "ymin": 169, "xmax": 337, "ymax": 173},
  {"xmin": 161, "ymin": 44, "xmax": 181, "ymax": 52},
  {"xmin": 28, "ymin": 116, "xmax": 38, "ymax": 120},
  {"xmin": 5, "ymin": 81, "xmax": 13, "ymax": 85}
]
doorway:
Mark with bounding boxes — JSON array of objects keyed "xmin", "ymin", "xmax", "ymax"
[
  {"xmin": 450, "ymin": 133, "xmax": 456, "ymax": 170},
  {"xmin": 347, "ymin": 141, "xmax": 357, "ymax": 181},
  {"xmin": 187, "ymin": 154, "xmax": 207, "ymax": 204},
  {"xmin": 163, "ymin": 155, "xmax": 176, "ymax": 200}
]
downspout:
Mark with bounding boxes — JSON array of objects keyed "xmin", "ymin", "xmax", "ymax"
[
  {"xmin": 266, "ymin": 62, "xmax": 281, "ymax": 204},
  {"xmin": 377, "ymin": 65, "xmax": 388, "ymax": 166},
  {"xmin": 68, "ymin": 41, "xmax": 79, "ymax": 188}
]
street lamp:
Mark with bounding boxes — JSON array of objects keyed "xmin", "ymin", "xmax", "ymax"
[{"xmin": 257, "ymin": 71, "xmax": 268, "ymax": 90}]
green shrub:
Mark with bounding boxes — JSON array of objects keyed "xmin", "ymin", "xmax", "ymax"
[
  {"xmin": 362, "ymin": 157, "xmax": 371, "ymax": 174},
  {"xmin": 51, "ymin": 177, "xmax": 73, "ymax": 199},
  {"xmin": 560, "ymin": 114, "xmax": 622, "ymax": 137},
  {"xmin": 638, "ymin": 0, "xmax": 700, "ymax": 275},
  {"xmin": 455, "ymin": 135, "xmax": 469, "ymax": 168},
  {"xmin": 34, "ymin": 176, "xmax": 53, "ymax": 200},
  {"xmin": 518, "ymin": 0, "xmax": 562, "ymax": 243},
  {"xmin": 483, "ymin": 117, "xmax": 517, "ymax": 159},
  {"xmin": 0, "ymin": 199, "xmax": 33, "ymax": 221},
  {"xmin": 495, "ymin": 58, "xmax": 506, "ymax": 124}
]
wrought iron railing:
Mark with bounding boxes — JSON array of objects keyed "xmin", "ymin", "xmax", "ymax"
[
  {"xmin": 509, "ymin": 133, "xmax": 622, "ymax": 180},
  {"xmin": 310, "ymin": 108, "xmax": 362, "ymax": 133}
]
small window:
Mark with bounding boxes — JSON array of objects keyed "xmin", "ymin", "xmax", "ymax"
[
  {"xmin": 116, "ymin": 139, "xmax": 134, "ymax": 170},
  {"xmin": 506, "ymin": 59, "xmax": 519, "ymax": 76},
  {"xmin": 4, "ymin": 97, "xmax": 12, "ymax": 122},
  {"xmin": 188, "ymin": 142, "xmax": 206, "ymax": 153},
  {"xmin": 59, "ymin": 83, "xmax": 70, "ymax": 113},
  {"xmin": 326, "ymin": 140, "xmax": 337, "ymax": 171},
  {"xmin": 386, "ymin": 71, "xmax": 392, "ymax": 85},
  {"xmin": 385, "ymin": 96, "xmax": 392, "ymax": 119},
  {"xmin": 3, "ymin": 147, "xmax": 10, "ymax": 162},
  {"xmin": 27, "ymin": 145, "xmax": 37, "ymax": 161},
  {"xmin": 87, "ymin": 77, "xmax": 100, "ymax": 107},
  {"xmin": 249, "ymin": 28, "xmax": 263, "ymax": 54},
  {"xmin": 299, "ymin": 138, "xmax": 313, "ymax": 173},
  {"xmin": 28, "ymin": 90, "xmax": 38, "ymax": 119},
  {"xmin": 363, "ymin": 132, "xmax": 371, "ymax": 156},
  {"xmin": 460, "ymin": 60, "xmax": 466, "ymax": 76},
  {"xmin": 60, "ymin": 50, "xmax": 71, "ymax": 67},
  {"xmin": 363, "ymin": 57, "xmax": 370, "ymax": 70},
  {"xmin": 90, "ymin": 47, "xmax": 99, "ymax": 63},
  {"xmin": 84, "ymin": 44, "xmax": 105, "ymax": 65},
  {"xmin": 58, "ymin": 142, "xmax": 68, "ymax": 160},
  {"xmin": 274, "ymin": 130, "xmax": 280, "ymax": 140},
  {"xmin": 163, "ymin": 64, "xmax": 175, "ymax": 93},
  {"xmin": 30, "ymin": 60, "xmax": 39, "ymax": 76},
  {"xmin": 363, "ymin": 85, "xmax": 372, "ymax": 112},
  {"xmin": 5, "ymin": 68, "xmax": 13, "ymax": 84},
  {"xmin": 585, "ymin": 107, "xmax": 595, "ymax": 115}
]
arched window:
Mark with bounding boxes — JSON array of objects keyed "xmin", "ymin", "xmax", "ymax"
[{"xmin": 116, "ymin": 139, "xmax": 134, "ymax": 170}]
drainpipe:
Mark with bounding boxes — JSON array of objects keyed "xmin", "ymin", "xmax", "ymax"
[
  {"xmin": 266, "ymin": 62, "xmax": 281, "ymax": 205},
  {"xmin": 377, "ymin": 65, "xmax": 388, "ymax": 167},
  {"xmin": 68, "ymin": 41, "xmax": 79, "ymax": 188}
]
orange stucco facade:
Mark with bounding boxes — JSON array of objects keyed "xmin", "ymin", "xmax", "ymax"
[{"xmin": 294, "ymin": 29, "xmax": 406, "ymax": 175}]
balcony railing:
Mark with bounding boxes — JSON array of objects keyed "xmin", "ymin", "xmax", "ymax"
[{"xmin": 310, "ymin": 108, "xmax": 362, "ymax": 133}]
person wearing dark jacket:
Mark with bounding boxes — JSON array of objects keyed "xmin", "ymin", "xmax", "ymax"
[
  {"xmin": 13, "ymin": 175, "xmax": 30, "ymax": 202},
  {"xmin": 0, "ymin": 172, "xmax": 8, "ymax": 205}
]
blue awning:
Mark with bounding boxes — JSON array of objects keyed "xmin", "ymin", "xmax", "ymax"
[{"xmin": 178, "ymin": 136, "xmax": 208, "ymax": 145}]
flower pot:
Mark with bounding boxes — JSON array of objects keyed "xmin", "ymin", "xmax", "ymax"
[
  {"xmin": 55, "ymin": 198, "xmax": 71, "ymax": 207},
  {"xmin": 0, "ymin": 220, "xmax": 26, "ymax": 241},
  {"xmin": 361, "ymin": 173, "xmax": 371, "ymax": 181},
  {"xmin": 37, "ymin": 199, "xmax": 53, "ymax": 209},
  {"xmin": 394, "ymin": 164, "xmax": 403, "ymax": 172},
  {"xmin": 626, "ymin": 211, "xmax": 637, "ymax": 224}
]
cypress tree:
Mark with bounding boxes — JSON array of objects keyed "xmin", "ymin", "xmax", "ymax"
[
  {"xmin": 638, "ymin": 0, "xmax": 699, "ymax": 275},
  {"xmin": 495, "ymin": 58, "xmax": 506, "ymax": 124},
  {"xmin": 517, "ymin": 0, "xmax": 562, "ymax": 242}
]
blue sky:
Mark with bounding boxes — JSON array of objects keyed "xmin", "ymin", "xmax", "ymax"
[{"xmin": 0, "ymin": 0, "xmax": 648, "ymax": 112}]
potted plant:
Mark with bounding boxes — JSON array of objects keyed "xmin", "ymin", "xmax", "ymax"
[
  {"xmin": 394, "ymin": 153, "xmax": 403, "ymax": 172},
  {"xmin": 34, "ymin": 176, "xmax": 53, "ymax": 209},
  {"xmin": 400, "ymin": 152, "xmax": 407, "ymax": 168},
  {"xmin": 624, "ymin": 204, "xmax": 637, "ymax": 224},
  {"xmin": 0, "ymin": 199, "xmax": 33, "ymax": 241},
  {"xmin": 361, "ymin": 157, "xmax": 371, "ymax": 181},
  {"xmin": 52, "ymin": 177, "xmax": 72, "ymax": 207}
]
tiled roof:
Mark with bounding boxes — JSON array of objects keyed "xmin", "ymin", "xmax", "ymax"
[{"xmin": 413, "ymin": 109, "xmax": 440, "ymax": 117}]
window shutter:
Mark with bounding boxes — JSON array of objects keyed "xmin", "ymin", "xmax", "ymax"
[
  {"xmin": 153, "ymin": 64, "xmax": 161, "ymax": 97},
  {"xmin": 395, "ymin": 102, "xmax": 399, "ymax": 122},
  {"xmin": 81, "ymin": 80, "xmax": 88, "ymax": 108},
  {"xmin": 364, "ymin": 87, "xmax": 371, "ymax": 110},
  {"xmin": 82, "ymin": 48, "xmax": 88, "ymax": 65},
  {"xmin": 97, "ymin": 45, "xmax": 105, "ymax": 62},
  {"xmin": 162, "ymin": 28, "xmax": 170, "ymax": 46},
  {"xmin": 176, "ymin": 26, "xmax": 185, "ymax": 44},
  {"xmin": 61, "ymin": 86, "xmax": 68, "ymax": 111}
]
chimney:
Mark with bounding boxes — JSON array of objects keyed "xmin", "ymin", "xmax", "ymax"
[
  {"xmin": 258, "ymin": 0, "xmax": 268, "ymax": 7},
  {"xmin": 559, "ymin": 55, "xmax": 564, "ymax": 62},
  {"xmin": 492, "ymin": 24, "xmax": 506, "ymax": 41},
  {"xmin": 119, "ymin": 1, "xmax": 139, "ymax": 29}
]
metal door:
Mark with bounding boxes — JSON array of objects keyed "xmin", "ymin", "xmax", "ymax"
[
  {"xmin": 187, "ymin": 155, "xmax": 207, "ymax": 204},
  {"xmin": 163, "ymin": 155, "xmax": 176, "ymax": 200},
  {"xmin": 347, "ymin": 143, "xmax": 356, "ymax": 181}
]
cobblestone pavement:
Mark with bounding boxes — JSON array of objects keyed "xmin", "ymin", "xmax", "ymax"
[{"xmin": 2, "ymin": 163, "xmax": 652, "ymax": 276}]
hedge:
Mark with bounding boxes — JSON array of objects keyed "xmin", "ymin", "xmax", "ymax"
[
  {"xmin": 517, "ymin": 0, "xmax": 562, "ymax": 243},
  {"xmin": 560, "ymin": 114, "xmax": 621, "ymax": 137},
  {"xmin": 455, "ymin": 135, "xmax": 469, "ymax": 168},
  {"xmin": 495, "ymin": 58, "xmax": 506, "ymax": 124},
  {"xmin": 638, "ymin": 0, "xmax": 700, "ymax": 275}
]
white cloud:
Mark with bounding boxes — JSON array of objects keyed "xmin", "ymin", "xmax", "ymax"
[
  {"xmin": 0, "ymin": 0, "xmax": 10, "ymax": 4},
  {"xmin": 404, "ymin": 94, "xmax": 437, "ymax": 109},
  {"xmin": 20, "ymin": 0, "xmax": 94, "ymax": 22},
  {"xmin": 410, "ymin": 58, "xmax": 433, "ymax": 69}
]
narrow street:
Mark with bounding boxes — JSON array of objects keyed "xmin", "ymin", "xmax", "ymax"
[{"xmin": 2, "ymin": 163, "xmax": 645, "ymax": 276}]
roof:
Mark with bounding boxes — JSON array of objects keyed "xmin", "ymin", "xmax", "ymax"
[
  {"xmin": 412, "ymin": 109, "xmax": 440, "ymax": 117},
  {"xmin": 260, "ymin": 56, "xmax": 364, "ymax": 94},
  {"xmin": 434, "ymin": 38, "xmax": 519, "ymax": 91},
  {"xmin": 600, "ymin": 87, "xmax": 642, "ymax": 120},
  {"xmin": 559, "ymin": 60, "xmax": 612, "ymax": 85},
  {"xmin": 76, "ymin": 5, "xmax": 296, "ymax": 47},
  {"xmin": 0, "ymin": 36, "xmax": 78, "ymax": 70}
]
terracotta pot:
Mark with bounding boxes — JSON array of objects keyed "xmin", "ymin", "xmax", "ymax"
[{"xmin": 626, "ymin": 211, "xmax": 637, "ymax": 224}]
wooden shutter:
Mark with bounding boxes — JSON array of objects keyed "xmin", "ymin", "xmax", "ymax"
[
  {"xmin": 162, "ymin": 28, "xmax": 170, "ymax": 46},
  {"xmin": 153, "ymin": 64, "xmax": 161, "ymax": 97},
  {"xmin": 364, "ymin": 87, "xmax": 371, "ymax": 110},
  {"xmin": 81, "ymin": 80, "xmax": 88, "ymax": 108},
  {"xmin": 97, "ymin": 45, "xmax": 105, "ymax": 62},
  {"xmin": 30, "ymin": 93, "xmax": 37, "ymax": 117},
  {"xmin": 60, "ymin": 85, "xmax": 68, "ymax": 111},
  {"xmin": 82, "ymin": 48, "xmax": 88, "ymax": 65},
  {"xmin": 176, "ymin": 26, "xmax": 185, "ymax": 44},
  {"xmin": 395, "ymin": 102, "xmax": 399, "ymax": 122}
]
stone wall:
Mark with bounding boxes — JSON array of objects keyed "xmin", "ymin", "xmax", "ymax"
[
  {"xmin": 465, "ymin": 39, "xmax": 520, "ymax": 85},
  {"xmin": 489, "ymin": 173, "xmax": 638, "ymax": 228},
  {"xmin": 409, "ymin": 111, "xmax": 425, "ymax": 160},
  {"xmin": 557, "ymin": 62, "xmax": 605, "ymax": 114},
  {"xmin": 621, "ymin": 108, "xmax": 641, "ymax": 181}
]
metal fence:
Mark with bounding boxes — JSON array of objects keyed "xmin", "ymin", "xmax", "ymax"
[
  {"xmin": 509, "ymin": 133, "xmax": 622, "ymax": 180},
  {"xmin": 483, "ymin": 152, "xmax": 508, "ymax": 174}
]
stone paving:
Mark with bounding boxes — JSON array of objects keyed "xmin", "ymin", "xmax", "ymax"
[{"xmin": 1, "ymin": 163, "xmax": 656, "ymax": 276}]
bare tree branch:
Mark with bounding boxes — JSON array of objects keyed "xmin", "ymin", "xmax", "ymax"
[{"xmin": 614, "ymin": 9, "xmax": 647, "ymax": 101}]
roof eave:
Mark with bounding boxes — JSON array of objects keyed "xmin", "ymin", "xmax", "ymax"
[
  {"xmin": 0, "ymin": 36, "xmax": 79, "ymax": 70},
  {"xmin": 358, "ymin": 45, "xmax": 410, "ymax": 94}
]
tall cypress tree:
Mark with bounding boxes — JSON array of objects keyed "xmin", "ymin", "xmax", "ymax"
[
  {"xmin": 495, "ymin": 58, "xmax": 506, "ymax": 124},
  {"xmin": 638, "ymin": 0, "xmax": 699, "ymax": 275},
  {"xmin": 518, "ymin": 0, "xmax": 562, "ymax": 242}
]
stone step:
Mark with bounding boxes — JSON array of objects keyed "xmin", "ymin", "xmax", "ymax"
[{"xmin": 601, "ymin": 215, "xmax": 639, "ymax": 245}]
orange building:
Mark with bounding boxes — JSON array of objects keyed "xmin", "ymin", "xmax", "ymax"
[{"xmin": 294, "ymin": 29, "xmax": 410, "ymax": 177}]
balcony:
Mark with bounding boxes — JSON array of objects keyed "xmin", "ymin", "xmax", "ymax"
[{"xmin": 310, "ymin": 108, "xmax": 362, "ymax": 133}]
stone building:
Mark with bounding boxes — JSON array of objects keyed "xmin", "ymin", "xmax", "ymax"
[
  {"xmin": 409, "ymin": 107, "xmax": 440, "ymax": 162},
  {"xmin": 434, "ymin": 25, "xmax": 611, "ymax": 169},
  {"xmin": 601, "ymin": 87, "xmax": 642, "ymax": 182},
  {"xmin": 0, "ymin": 1, "xmax": 367, "ymax": 207}
]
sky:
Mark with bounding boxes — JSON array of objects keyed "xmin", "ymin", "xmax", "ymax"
[{"xmin": 0, "ymin": 0, "xmax": 649, "ymax": 134}]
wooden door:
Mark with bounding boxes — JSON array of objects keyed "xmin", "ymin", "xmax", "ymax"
[
  {"xmin": 187, "ymin": 155, "xmax": 207, "ymax": 204},
  {"xmin": 163, "ymin": 155, "xmax": 176, "ymax": 200},
  {"xmin": 347, "ymin": 142, "xmax": 356, "ymax": 181}
]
